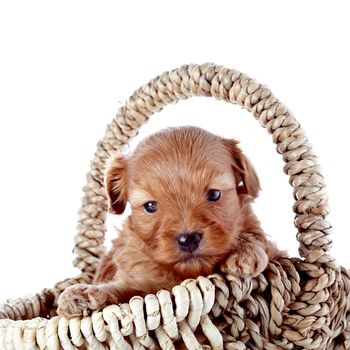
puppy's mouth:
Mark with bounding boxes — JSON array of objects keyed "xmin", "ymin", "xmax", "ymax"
[
  {"xmin": 173, "ymin": 252, "xmax": 217, "ymax": 277},
  {"xmin": 176, "ymin": 248, "xmax": 222, "ymax": 266},
  {"xmin": 177, "ymin": 252, "xmax": 206, "ymax": 263}
]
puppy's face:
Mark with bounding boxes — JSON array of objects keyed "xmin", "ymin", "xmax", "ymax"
[{"xmin": 105, "ymin": 127, "xmax": 260, "ymax": 278}]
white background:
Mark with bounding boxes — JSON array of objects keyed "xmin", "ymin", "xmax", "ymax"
[{"xmin": 0, "ymin": 1, "xmax": 349, "ymax": 303}]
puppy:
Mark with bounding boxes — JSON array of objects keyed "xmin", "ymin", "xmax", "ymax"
[{"xmin": 57, "ymin": 126, "xmax": 281, "ymax": 318}]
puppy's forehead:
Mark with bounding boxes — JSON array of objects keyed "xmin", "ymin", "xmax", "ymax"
[
  {"xmin": 128, "ymin": 127, "xmax": 235, "ymax": 190},
  {"xmin": 132, "ymin": 126, "xmax": 232, "ymax": 165}
]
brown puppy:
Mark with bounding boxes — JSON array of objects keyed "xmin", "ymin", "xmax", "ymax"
[{"xmin": 57, "ymin": 126, "xmax": 281, "ymax": 318}]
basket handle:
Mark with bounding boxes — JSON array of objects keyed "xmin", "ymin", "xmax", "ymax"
[{"xmin": 73, "ymin": 63, "xmax": 333, "ymax": 275}]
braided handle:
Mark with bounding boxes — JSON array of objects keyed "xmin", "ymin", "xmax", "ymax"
[{"xmin": 73, "ymin": 63, "xmax": 332, "ymax": 275}]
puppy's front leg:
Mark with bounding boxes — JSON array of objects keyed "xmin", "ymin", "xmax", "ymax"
[
  {"xmin": 220, "ymin": 233, "xmax": 269, "ymax": 278},
  {"xmin": 57, "ymin": 282, "xmax": 123, "ymax": 318}
]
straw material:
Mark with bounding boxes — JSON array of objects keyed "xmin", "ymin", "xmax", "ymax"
[{"xmin": 0, "ymin": 63, "xmax": 349, "ymax": 349}]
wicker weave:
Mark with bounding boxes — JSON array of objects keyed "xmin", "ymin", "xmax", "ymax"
[{"xmin": 0, "ymin": 63, "xmax": 349, "ymax": 350}]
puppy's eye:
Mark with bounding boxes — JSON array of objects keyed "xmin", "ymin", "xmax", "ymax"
[
  {"xmin": 143, "ymin": 201, "xmax": 158, "ymax": 214},
  {"xmin": 207, "ymin": 189, "xmax": 221, "ymax": 202}
]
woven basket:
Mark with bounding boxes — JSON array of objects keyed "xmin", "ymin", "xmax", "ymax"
[{"xmin": 1, "ymin": 63, "xmax": 349, "ymax": 350}]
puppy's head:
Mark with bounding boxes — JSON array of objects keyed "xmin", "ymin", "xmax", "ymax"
[{"xmin": 105, "ymin": 126, "xmax": 260, "ymax": 278}]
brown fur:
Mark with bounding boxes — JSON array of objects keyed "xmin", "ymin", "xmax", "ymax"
[{"xmin": 57, "ymin": 126, "xmax": 283, "ymax": 318}]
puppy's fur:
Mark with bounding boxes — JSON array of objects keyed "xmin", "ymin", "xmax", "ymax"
[{"xmin": 57, "ymin": 126, "xmax": 282, "ymax": 318}]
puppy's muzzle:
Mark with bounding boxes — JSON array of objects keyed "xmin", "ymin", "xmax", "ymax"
[{"xmin": 176, "ymin": 231, "xmax": 202, "ymax": 253}]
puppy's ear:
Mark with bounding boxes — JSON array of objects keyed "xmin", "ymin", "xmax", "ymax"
[
  {"xmin": 222, "ymin": 139, "xmax": 260, "ymax": 199},
  {"xmin": 104, "ymin": 155, "xmax": 128, "ymax": 214}
]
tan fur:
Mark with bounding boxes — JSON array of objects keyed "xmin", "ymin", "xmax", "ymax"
[{"xmin": 57, "ymin": 126, "xmax": 284, "ymax": 318}]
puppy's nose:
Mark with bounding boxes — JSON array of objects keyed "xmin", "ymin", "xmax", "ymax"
[{"xmin": 176, "ymin": 231, "xmax": 202, "ymax": 253}]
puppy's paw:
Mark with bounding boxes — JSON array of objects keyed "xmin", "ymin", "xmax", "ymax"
[
  {"xmin": 57, "ymin": 284, "xmax": 111, "ymax": 318},
  {"xmin": 221, "ymin": 245, "xmax": 268, "ymax": 279}
]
